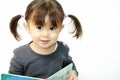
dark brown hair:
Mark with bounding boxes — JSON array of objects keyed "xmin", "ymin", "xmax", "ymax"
[{"xmin": 10, "ymin": 0, "xmax": 82, "ymax": 41}]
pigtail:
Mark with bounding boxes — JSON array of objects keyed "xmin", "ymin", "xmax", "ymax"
[
  {"xmin": 68, "ymin": 14, "xmax": 82, "ymax": 39},
  {"xmin": 10, "ymin": 15, "xmax": 22, "ymax": 41}
]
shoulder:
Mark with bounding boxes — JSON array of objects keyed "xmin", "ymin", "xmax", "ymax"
[
  {"xmin": 57, "ymin": 41, "xmax": 69, "ymax": 50},
  {"xmin": 57, "ymin": 41, "xmax": 70, "ymax": 55},
  {"xmin": 12, "ymin": 42, "xmax": 36, "ymax": 62},
  {"xmin": 13, "ymin": 42, "xmax": 31, "ymax": 56}
]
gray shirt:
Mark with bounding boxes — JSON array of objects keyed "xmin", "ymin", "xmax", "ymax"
[{"xmin": 9, "ymin": 41, "xmax": 78, "ymax": 78}]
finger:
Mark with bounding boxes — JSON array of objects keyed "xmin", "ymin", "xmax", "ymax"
[{"xmin": 68, "ymin": 76, "xmax": 74, "ymax": 80}]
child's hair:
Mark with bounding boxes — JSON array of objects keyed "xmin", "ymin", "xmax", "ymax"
[{"xmin": 10, "ymin": 0, "xmax": 82, "ymax": 41}]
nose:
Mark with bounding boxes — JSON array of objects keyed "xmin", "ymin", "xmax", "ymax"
[{"xmin": 41, "ymin": 29, "xmax": 49, "ymax": 36}]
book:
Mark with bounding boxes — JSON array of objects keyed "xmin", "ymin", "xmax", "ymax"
[{"xmin": 1, "ymin": 63, "xmax": 73, "ymax": 80}]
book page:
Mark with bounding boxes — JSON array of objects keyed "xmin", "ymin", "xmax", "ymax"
[
  {"xmin": 47, "ymin": 63, "xmax": 73, "ymax": 80},
  {"xmin": 1, "ymin": 63, "xmax": 73, "ymax": 80}
]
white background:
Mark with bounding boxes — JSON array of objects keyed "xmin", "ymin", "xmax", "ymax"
[{"xmin": 0, "ymin": 0, "xmax": 120, "ymax": 80}]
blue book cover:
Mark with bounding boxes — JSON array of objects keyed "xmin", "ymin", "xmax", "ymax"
[{"xmin": 1, "ymin": 63, "xmax": 73, "ymax": 80}]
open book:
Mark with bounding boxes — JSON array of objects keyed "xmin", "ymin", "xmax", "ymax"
[{"xmin": 1, "ymin": 63, "xmax": 73, "ymax": 80}]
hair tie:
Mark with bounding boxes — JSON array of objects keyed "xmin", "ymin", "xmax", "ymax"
[
  {"xmin": 21, "ymin": 15, "xmax": 26, "ymax": 21},
  {"xmin": 63, "ymin": 14, "xmax": 71, "ymax": 25},
  {"xmin": 21, "ymin": 15, "xmax": 24, "ymax": 18},
  {"xmin": 64, "ymin": 14, "xmax": 68, "ymax": 18},
  {"xmin": 18, "ymin": 15, "xmax": 25, "ymax": 27}
]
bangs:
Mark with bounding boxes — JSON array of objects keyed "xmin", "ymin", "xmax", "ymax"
[{"xmin": 31, "ymin": 3, "xmax": 63, "ymax": 28}]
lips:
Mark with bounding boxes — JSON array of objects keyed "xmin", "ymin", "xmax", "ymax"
[{"xmin": 41, "ymin": 40, "xmax": 50, "ymax": 44}]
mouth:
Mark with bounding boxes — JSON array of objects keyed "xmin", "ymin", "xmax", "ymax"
[{"xmin": 41, "ymin": 40, "xmax": 50, "ymax": 44}]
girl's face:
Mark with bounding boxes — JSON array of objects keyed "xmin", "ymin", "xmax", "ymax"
[{"xmin": 24, "ymin": 15, "xmax": 63, "ymax": 53}]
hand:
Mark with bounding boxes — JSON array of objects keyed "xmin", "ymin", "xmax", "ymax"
[{"xmin": 68, "ymin": 70, "xmax": 78, "ymax": 80}]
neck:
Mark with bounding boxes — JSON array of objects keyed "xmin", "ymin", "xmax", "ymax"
[{"xmin": 30, "ymin": 42, "xmax": 57, "ymax": 55}]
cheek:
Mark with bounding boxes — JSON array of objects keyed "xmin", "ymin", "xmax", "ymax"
[
  {"xmin": 30, "ymin": 32, "xmax": 40, "ymax": 40},
  {"xmin": 50, "ymin": 32, "xmax": 60, "ymax": 39}
]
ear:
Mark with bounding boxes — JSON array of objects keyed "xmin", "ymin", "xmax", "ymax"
[
  {"xmin": 23, "ymin": 21, "xmax": 30, "ymax": 33},
  {"xmin": 61, "ymin": 24, "xmax": 64, "ymax": 28},
  {"xmin": 60, "ymin": 24, "xmax": 64, "ymax": 29},
  {"xmin": 60, "ymin": 24, "xmax": 64, "ymax": 31}
]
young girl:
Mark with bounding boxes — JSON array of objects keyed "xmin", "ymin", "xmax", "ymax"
[{"xmin": 9, "ymin": 0, "xmax": 82, "ymax": 80}]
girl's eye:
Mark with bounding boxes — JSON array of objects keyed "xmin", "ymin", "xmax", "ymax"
[
  {"xmin": 50, "ymin": 26, "xmax": 56, "ymax": 30},
  {"xmin": 37, "ymin": 26, "xmax": 42, "ymax": 30}
]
